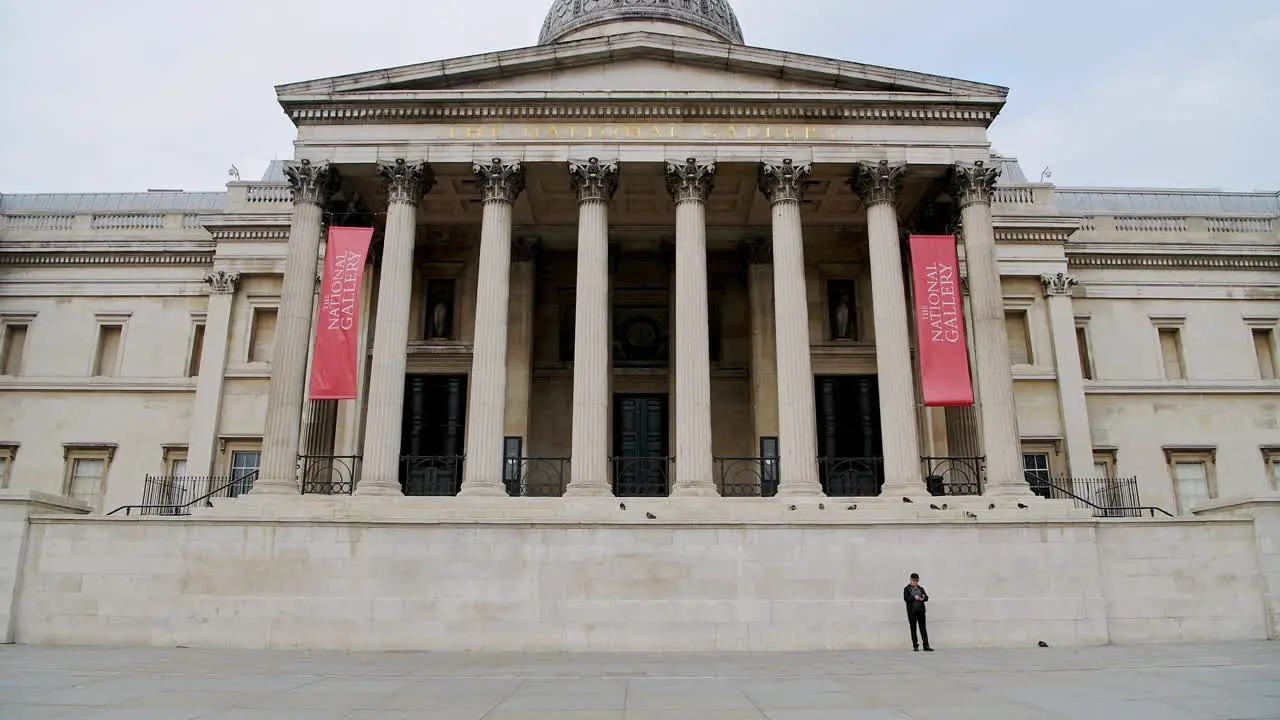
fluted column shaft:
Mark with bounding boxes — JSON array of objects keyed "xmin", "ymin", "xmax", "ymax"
[
  {"xmin": 461, "ymin": 159, "xmax": 525, "ymax": 496},
  {"xmin": 759, "ymin": 160, "xmax": 822, "ymax": 497},
  {"xmin": 667, "ymin": 159, "xmax": 717, "ymax": 496},
  {"xmin": 852, "ymin": 162, "xmax": 925, "ymax": 495},
  {"xmin": 254, "ymin": 161, "xmax": 338, "ymax": 495},
  {"xmin": 566, "ymin": 159, "xmax": 619, "ymax": 497},
  {"xmin": 1042, "ymin": 273, "xmax": 1095, "ymax": 479},
  {"xmin": 954, "ymin": 161, "xmax": 1031, "ymax": 497},
  {"xmin": 357, "ymin": 160, "xmax": 434, "ymax": 496}
]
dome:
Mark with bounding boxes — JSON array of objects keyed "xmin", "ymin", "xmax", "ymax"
[{"xmin": 539, "ymin": 0, "xmax": 744, "ymax": 45}]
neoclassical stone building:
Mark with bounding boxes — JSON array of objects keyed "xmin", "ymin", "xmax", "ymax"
[{"xmin": 1, "ymin": 0, "xmax": 1278, "ymax": 652}]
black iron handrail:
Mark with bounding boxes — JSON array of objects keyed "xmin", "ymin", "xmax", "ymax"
[
  {"xmin": 1025, "ymin": 473, "xmax": 1173, "ymax": 518},
  {"xmin": 504, "ymin": 456, "xmax": 570, "ymax": 497},
  {"xmin": 401, "ymin": 455, "xmax": 464, "ymax": 496},
  {"xmin": 819, "ymin": 457, "xmax": 884, "ymax": 497},
  {"xmin": 715, "ymin": 457, "xmax": 780, "ymax": 497},
  {"xmin": 299, "ymin": 455, "xmax": 360, "ymax": 495},
  {"xmin": 922, "ymin": 456, "xmax": 985, "ymax": 497},
  {"xmin": 107, "ymin": 471, "xmax": 259, "ymax": 516},
  {"xmin": 611, "ymin": 456, "xmax": 671, "ymax": 497}
]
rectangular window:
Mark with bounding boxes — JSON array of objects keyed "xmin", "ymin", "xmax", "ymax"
[
  {"xmin": 1171, "ymin": 460, "xmax": 1211, "ymax": 514},
  {"xmin": 1006, "ymin": 311, "xmax": 1032, "ymax": 365},
  {"xmin": 226, "ymin": 448, "xmax": 261, "ymax": 496},
  {"xmin": 1158, "ymin": 327, "xmax": 1185, "ymax": 379},
  {"xmin": 1264, "ymin": 450, "xmax": 1280, "ymax": 491},
  {"xmin": 0, "ymin": 445, "xmax": 14, "ymax": 489},
  {"xmin": 1076, "ymin": 325, "xmax": 1094, "ymax": 380},
  {"xmin": 1023, "ymin": 452, "xmax": 1051, "ymax": 488},
  {"xmin": 1254, "ymin": 328, "xmax": 1277, "ymax": 380},
  {"xmin": 93, "ymin": 325, "xmax": 124, "ymax": 376},
  {"xmin": 760, "ymin": 436, "xmax": 780, "ymax": 493},
  {"xmin": 62, "ymin": 445, "xmax": 116, "ymax": 511},
  {"xmin": 248, "ymin": 307, "xmax": 278, "ymax": 363},
  {"xmin": 164, "ymin": 447, "xmax": 189, "ymax": 477},
  {"xmin": 1, "ymin": 323, "xmax": 29, "ymax": 376},
  {"xmin": 1093, "ymin": 451, "xmax": 1117, "ymax": 479},
  {"xmin": 503, "ymin": 436, "xmax": 523, "ymax": 492},
  {"xmin": 188, "ymin": 323, "xmax": 206, "ymax": 377}
]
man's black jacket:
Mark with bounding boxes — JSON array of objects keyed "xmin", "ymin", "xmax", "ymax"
[{"xmin": 904, "ymin": 584, "xmax": 929, "ymax": 614}]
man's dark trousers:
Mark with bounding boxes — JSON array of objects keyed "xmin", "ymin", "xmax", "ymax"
[{"xmin": 908, "ymin": 609, "xmax": 929, "ymax": 651}]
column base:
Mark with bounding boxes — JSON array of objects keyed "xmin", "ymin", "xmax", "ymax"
[
  {"xmin": 563, "ymin": 485, "xmax": 615, "ymax": 498},
  {"xmin": 774, "ymin": 484, "xmax": 826, "ymax": 499},
  {"xmin": 670, "ymin": 483, "xmax": 721, "ymax": 499},
  {"xmin": 458, "ymin": 483, "xmax": 509, "ymax": 499},
  {"xmin": 352, "ymin": 482, "xmax": 404, "ymax": 498},
  {"xmin": 247, "ymin": 480, "xmax": 299, "ymax": 496}
]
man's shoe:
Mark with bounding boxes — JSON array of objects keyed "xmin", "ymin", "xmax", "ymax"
[
  {"xmin": 913, "ymin": 647, "xmax": 919, "ymax": 652},
  {"xmin": 923, "ymin": 647, "xmax": 934, "ymax": 652}
]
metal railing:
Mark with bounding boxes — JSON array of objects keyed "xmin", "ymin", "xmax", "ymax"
[
  {"xmin": 1026, "ymin": 473, "xmax": 1172, "ymax": 518},
  {"xmin": 715, "ymin": 457, "xmax": 780, "ymax": 497},
  {"xmin": 922, "ymin": 456, "xmax": 985, "ymax": 496},
  {"xmin": 818, "ymin": 457, "xmax": 884, "ymax": 497},
  {"xmin": 299, "ymin": 455, "xmax": 360, "ymax": 495},
  {"xmin": 107, "ymin": 471, "xmax": 258, "ymax": 516},
  {"xmin": 612, "ymin": 456, "xmax": 671, "ymax": 497},
  {"xmin": 504, "ymin": 457, "xmax": 570, "ymax": 497},
  {"xmin": 401, "ymin": 455, "xmax": 464, "ymax": 496}
]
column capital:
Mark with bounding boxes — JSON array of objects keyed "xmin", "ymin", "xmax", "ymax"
[
  {"xmin": 569, "ymin": 157, "xmax": 619, "ymax": 203},
  {"xmin": 473, "ymin": 158, "xmax": 526, "ymax": 204},
  {"xmin": 378, "ymin": 159, "xmax": 435, "ymax": 205},
  {"xmin": 203, "ymin": 270, "xmax": 240, "ymax": 294},
  {"xmin": 951, "ymin": 160, "xmax": 1002, "ymax": 208},
  {"xmin": 742, "ymin": 238, "xmax": 773, "ymax": 265},
  {"xmin": 665, "ymin": 158, "xmax": 716, "ymax": 203},
  {"xmin": 1040, "ymin": 272, "xmax": 1079, "ymax": 297},
  {"xmin": 513, "ymin": 236, "xmax": 541, "ymax": 262},
  {"xmin": 284, "ymin": 160, "xmax": 341, "ymax": 206},
  {"xmin": 758, "ymin": 159, "xmax": 812, "ymax": 205},
  {"xmin": 849, "ymin": 160, "xmax": 905, "ymax": 207}
]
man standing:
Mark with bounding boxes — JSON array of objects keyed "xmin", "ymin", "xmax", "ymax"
[{"xmin": 904, "ymin": 573, "xmax": 933, "ymax": 651}]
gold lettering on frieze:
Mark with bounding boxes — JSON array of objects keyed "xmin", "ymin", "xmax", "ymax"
[{"xmin": 449, "ymin": 123, "xmax": 836, "ymax": 142}]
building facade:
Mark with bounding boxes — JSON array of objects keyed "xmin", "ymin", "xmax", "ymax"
[{"xmin": 1, "ymin": 1, "xmax": 1278, "ymax": 517}]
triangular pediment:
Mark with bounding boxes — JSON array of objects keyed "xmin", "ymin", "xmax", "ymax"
[{"xmin": 277, "ymin": 32, "xmax": 1007, "ymax": 101}]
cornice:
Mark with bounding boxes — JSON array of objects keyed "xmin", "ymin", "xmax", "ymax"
[
  {"xmin": 0, "ymin": 252, "xmax": 214, "ymax": 266},
  {"xmin": 0, "ymin": 377, "xmax": 197, "ymax": 393},
  {"xmin": 211, "ymin": 228, "xmax": 290, "ymax": 240},
  {"xmin": 1068, "ymin": 253, "xmax": 1280, "ymax": 270},
  {"xmin": 995, "ymin": 229, "xmax": 1074, "ymax": 243},
  {"xmin": 1085, "ymin": 380, "xmax": 1280, "ymax": 396}
]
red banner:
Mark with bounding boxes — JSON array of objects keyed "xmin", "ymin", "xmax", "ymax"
[
  {"xmin": 909, "ymin": 235, "xmax": 975, "ymax": 407},
  {"xmin": 309, "ymin": 226, "xmax": 374, "ymax": 400}
]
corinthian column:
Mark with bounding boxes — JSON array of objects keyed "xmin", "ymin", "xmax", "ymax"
[
  {"xmin": 851, "ymin": 161, "xmax": 925, "ymax": 496},
  {"xmin": 1041, "ymin": 273, "xmax": 1095, "ymax": 479},
  {"xmin": 253, "ymin": 160, "xmax": 339, "ymax": 495},
  {"xmin": 356, "ymin": 159, "xmax": 434, "ymax": 496},
  {"xmin": 186, "ymin": 271, "xmax": 239, "ymax": 478},
  {"xmin": 953, "ymin": 161, "xmax": 1031, "ymax": 497},
  {"xmin": 565, "ymin": 158, "xmax": 619, "ymax": 497},
  {"xmin": 665, "ymin": 158, "xmax": 717, "ymax": 497},
  {"xmin": 758, "ymin": 160, "xmax": 822, "ymax": 497},
  {"xmin": 460, "ymin": 159, "xmax": 525, "ymax": 497}
]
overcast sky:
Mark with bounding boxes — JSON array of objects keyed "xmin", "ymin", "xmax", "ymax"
[{"xmin": 1, "ymin": 0, "xmax": 1276, "ymax": 194}]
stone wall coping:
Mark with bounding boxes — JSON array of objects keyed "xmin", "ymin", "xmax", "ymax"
[
  {"xmin": 0, "ymin": 490, "xmax": 91, "ymax": 516},
  {"xmin": 1194, "ymin": 495, "xmax": 1280, "ymax": 515}
]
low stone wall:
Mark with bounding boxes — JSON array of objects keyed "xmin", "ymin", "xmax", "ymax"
[
  {"xmin": 0, "ymin": 491, "xmax": 90, "ymax": 643},
  {"xmin": 6, "ymin": 503, "xmax": 1273, "ymax": 651}
]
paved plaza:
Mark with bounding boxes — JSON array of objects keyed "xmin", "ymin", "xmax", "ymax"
[{"xmin": 0, "ymin": 642, "xmax": 1277, "ymax": 719}]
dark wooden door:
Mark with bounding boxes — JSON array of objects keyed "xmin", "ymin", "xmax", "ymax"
[
  {"xmin": 613, "ymin": 394, "xmax": 669, "ymax": 496},
  {"xmin": 814, "ymin": 376, "xmax": 884, "ymax": 496},
  {"xmin": 400, "ymin": 374, "xmax": 467, "ymax": 496}
]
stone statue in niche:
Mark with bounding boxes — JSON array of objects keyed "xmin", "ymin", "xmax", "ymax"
[
  {"xmin": 426, "ymin": 279, "xmax": 456, "ymax": 340},
  {"xmin": 827, "ymin": 280, "xmax": 858, "ymax": 341}
]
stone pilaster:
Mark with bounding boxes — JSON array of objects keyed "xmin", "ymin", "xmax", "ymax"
[
  {"xmin": 758, "ymin": 159, "xmax": 822, "ymax": 497},
  {"xmin": 357, "ymin": 160, "xmax": 434, "ymax": 496},
  {"xmin": 504, "ymin": 237, "xmax": 539, "ymax": 456},
  {"xmin": 953, "ymin": 161, "xmax": 1031, "ymax": 497},
  {"xmin": 461, "ymin": 159, "xmax": 525, "ymax": 497},
  {"xmin": 665, "ymin": 159, "xmax": 717, "ymax": 496},
  {"xmin": 566, "ymin": 158, "xmax": 619, "ymax": 497},
  {"xmin": 253, "ymin": 160, "xmax": 339, "ymax": 495},
  {"xmin": 186, "ymin": 271, "xmax": 239, "ymax": 477},
  {"xmin": 851, "ymin": 161, "xmax": 925, "ymax": 496},
  {"xmin": 744, "ymin": 239, "xmax": 780, "ymax": 452},
  {"xmin": 1041, "ymin": 273, "xmax": 1095, "ymax": 479}
]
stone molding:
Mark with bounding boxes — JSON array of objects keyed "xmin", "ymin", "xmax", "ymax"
[
  {"xmin": 0, "ymin": 252, "xmax": 214, "ymax": 266},
  {"xmin": 952, "ymin": 161, "xmax": 1001, "ymax": 208},
  {"xmin": 1040, "ymin": 273, "xmax": 1078, "ymax": 297},
  {"xmin": 378, "ymin": 159, "xmax": 435, "ymax": 205},
  {"xmin": 283, "ymin": 160, "xmax": 341, "ymax": 206},
  {"xmin": 758, "ymin": 159, "xmax": 813, "ymax": 205},
  {"xmin": 473, "ymin": 158, "xmax": 526, "ymax": 204},
  {"xmin": 665, "ymin": 158, "xmax": 716, "ymax": 204},
  {"xmin": 204, "ymin": 270, "xmax": 241, "ymax": 295},
  {"xmin": 1068, "ymin": 253, "xmax": 1280, "ymax": 270},
  {"xmin": 993, "ymin": 229, "xmax": 1076, "ymax": 243},
  {"xmin": 569, "ymin": 157, "xmax": 619, "ymax": 203},
  {"xmin": 849, "ymin": 160, "xmax": 905, "ymax": 207},
  {"xmin": 742, "ymin": 238, "xmax": 773, "ymax": 265},
  {"xmin": 211, "ymin": 229, "xmax": 290, "ymax": 240}
]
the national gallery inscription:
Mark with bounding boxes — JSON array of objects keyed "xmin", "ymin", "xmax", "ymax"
[{"xmin": 445, "ymin": 123, "xmax": 838, "ymax": 142}]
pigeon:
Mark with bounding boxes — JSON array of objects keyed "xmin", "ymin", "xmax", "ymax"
[
  {"xmin": 619, "ymin": 503, "xmax": 626, "ymax": 510},
  {"xmin": 989, "ymin": 503, "xmax": 996, "ymax": 510},
  {"xmin": 1038, "ymin": 641, "xmax": 1049, "ymax": 648},
  {"xmin": 1017, "ymin": 503, "xmax": 1029, "ymax": 510},
  {"xmin": 818, "ymin": 503, "xmax": 825, "ymax": 510},
  {"xmin": 645, "ymin": 512, "xmax": 657, "ymax": 519},
  {"xmin": 929, "ymin": 504, "xmax": 941, "ymax": 511},
  {"xmin": 848, "ymin": 504, "xmax": 858, "ymax": 511},
  {"xmin": 941, "ymin": 504, "xmax": 949, "ymax": 510},
  {"xmin": 787, "ymin": 504, "xmax": 797, "ymax": 511},
  {"xmin": 965, "ymin": 512, "xmax": 978, "ymax": 519},
  {"xmin": 903, "ymin": 497, "xmax": 914, "ymax": 504}
]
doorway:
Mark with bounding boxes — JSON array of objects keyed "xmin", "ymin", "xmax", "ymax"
[
  {"xmin": 814, "ymin": 375, "xmax": 884, "ymax": 496},
  {"xmin": 400, "ymin": 374, "xmax": 467, "ymax": 496},
  {"xmin": 612, "ymin": 394, "xmax": 669, "ymax": 496}
]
